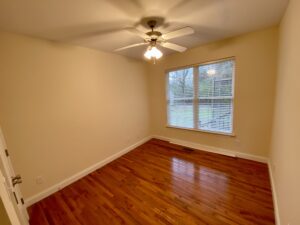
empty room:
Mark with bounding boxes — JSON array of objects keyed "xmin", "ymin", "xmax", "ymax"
[{"xmin": 0, "ymin": 0, "xmax": 299, "ymax": 224}]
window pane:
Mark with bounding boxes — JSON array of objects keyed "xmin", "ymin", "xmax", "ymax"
[
  {"xmin": 198, "ymin": 60, "xmax": 234, "ymax": 133},
  {"xmin": 198, "ymin": 99, "xmax": 233, "ymax": 133},
  {"xmin": 199, "ymin": 60, "xmax": 234, "ymax": 98},
  {"xmin": 168, "ymin": 68, "xmax": 194, "ymax": 129}
]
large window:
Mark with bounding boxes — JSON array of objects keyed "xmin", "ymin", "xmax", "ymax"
[{"xmin": 167, "ymin": 58, "xmax": 235, "ymax": 135}]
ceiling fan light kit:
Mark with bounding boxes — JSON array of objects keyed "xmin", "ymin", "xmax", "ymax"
[
  {"xmin": 114, "ymin": 17, "xmax": 195, "ymax": 62},
  {"xmin": 144, "ymin": 46, "xmax": 163, "ymax": 60}
]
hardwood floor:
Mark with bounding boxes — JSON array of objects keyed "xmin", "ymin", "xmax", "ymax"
[{"xmin": 28, "ymin": 139, "xmax": 275, "ymax": 225}]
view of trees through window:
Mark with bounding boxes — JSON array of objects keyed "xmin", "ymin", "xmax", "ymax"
[
  {"xmin": 168, "ymin": 68, "xmax": 194, "ymax": 128},
  {"xmin": 167, "ymin": 59, "xmax": 234, "ymax": 134}
]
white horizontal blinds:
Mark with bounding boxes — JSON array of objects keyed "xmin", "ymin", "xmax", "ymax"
[
  {"xmin": 168, "ymin": 68, "xmax": 194, "ymax": 128},
  {"xmin": 198, "ymin": 60, "xmax": 234, "ymax": 133}
]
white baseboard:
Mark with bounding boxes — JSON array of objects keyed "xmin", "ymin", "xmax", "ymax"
[
  {"xmin": 25, "ymin": 134, "xmax": 270, "ymax": 209},
  {"xmin": 152, "ymin": 135, "xmax": 268, "ymax": 163},
  {"xmin": 25, "ymin": 136, "xmax": 152, "ymax": 207},
  {"xmin": 268, "ymin": 161, "xmax": 280, "ymax": 225}
]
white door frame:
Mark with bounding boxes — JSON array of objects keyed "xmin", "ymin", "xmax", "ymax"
[
  {"xmin": 0, "ymin": 127, "xmax": 29, "ymax": 225},
  {"xmin": 0, "ymin": 169, "xmax": 22, "ymax": 225}
]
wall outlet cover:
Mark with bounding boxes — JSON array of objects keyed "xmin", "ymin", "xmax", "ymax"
[{"xmin": 35, "ymin": 176, "xmax": 45, "ymax": 185}]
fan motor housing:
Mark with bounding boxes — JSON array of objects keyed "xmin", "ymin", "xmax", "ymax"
[{"xmin": 146, "ymin": 31, "xmax": 162, "ymax": 39}]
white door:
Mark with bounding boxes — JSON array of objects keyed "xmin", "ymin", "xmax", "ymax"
[
  {"xmin": 0, "ymin": 169, "xmax": 21, "ymax": 225},
  {"xmin": 0, "ymin": 128, "xmax": 29, "ymax": 225}
]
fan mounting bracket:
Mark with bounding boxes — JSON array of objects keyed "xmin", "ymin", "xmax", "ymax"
[
  {"xmin": 140, "ymin": 16, "xmax": 165, "ymax": 29},
  {"xmin": 147, "ymin": 20, "xmax": 157, "ymax": 30}
]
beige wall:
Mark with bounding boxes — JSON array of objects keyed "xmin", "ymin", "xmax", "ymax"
[
  {"xmin": 148, "ymin": 27, "xmax": 278, "ymax": 157},
  {"xmin": 270, "ymin": 0, "xmax": 300, "ymax": 224},
  {"xmin": 0, "ymin": 32, "xmax": 150, "ymax": 198}
]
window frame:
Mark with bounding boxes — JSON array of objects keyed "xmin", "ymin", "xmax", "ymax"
[{"xmin": 165, "ymin": 57, "xmax": 236, "ymax": 137}]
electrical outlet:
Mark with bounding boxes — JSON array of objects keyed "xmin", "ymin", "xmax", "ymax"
[{"xmin": 35, "ymin": 176, "xmax": 45, "ymax": 185}]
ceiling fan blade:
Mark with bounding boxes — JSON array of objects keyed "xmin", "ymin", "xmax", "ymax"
[
  {"xmin": 125, "ymin": 27, "xmax": 149, "ymax": 40},
  {"xmin": 162, "ymin": 27, "xmax": 194, "ymax": 40},
  {"xmin": 114, "ymin": 43, "xmax": 147, "ymax": 52},
  {"xmin": 160, "ymin": 42, "xmax": 187, "ymax": 52}
]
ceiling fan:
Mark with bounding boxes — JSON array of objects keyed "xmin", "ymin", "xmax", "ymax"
[{"xmin": 114, "ymin": 18, "xmax": 195, "ymax": 61}]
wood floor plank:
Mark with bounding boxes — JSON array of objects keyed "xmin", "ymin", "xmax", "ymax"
[{"xmin": 29, "ymin": 139, "xmax": 275, "ymax": 225}]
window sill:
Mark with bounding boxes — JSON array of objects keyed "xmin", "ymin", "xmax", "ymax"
[{"xmin": 166, "ymin": 125, "xmax": 236, "ymax": 137}]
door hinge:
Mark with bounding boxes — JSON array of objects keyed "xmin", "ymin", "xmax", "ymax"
[
  {"xmin": 21, "ymin": 198, "xmax": 25, "ymax": 205},
  {"xmin": 5, "ymin": 149, "xmax": 9, "ymax": 157}
]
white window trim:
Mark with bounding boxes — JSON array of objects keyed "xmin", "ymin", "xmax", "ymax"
[{"xmin": 165, "ymin": 57, "xmax": 236, "ymax": 137}]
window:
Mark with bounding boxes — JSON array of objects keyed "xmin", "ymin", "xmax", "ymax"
[{"xmin": 167, "ymin": 58, "xmax": 235, "ymax": 135}]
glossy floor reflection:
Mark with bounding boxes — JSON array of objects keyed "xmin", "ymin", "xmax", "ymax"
[{"xmin": 29, "ymin": 139, "xmax": 275, "ymax": 225}]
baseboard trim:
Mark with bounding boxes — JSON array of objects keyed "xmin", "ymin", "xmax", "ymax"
[
  {"xmin": 152, "ymin": 135, "xmax": 268, "ymax": 163},
  {"xmin": 268, "ymin": 161, "xmax": 280, "ymax": 225},
  {"xmin": 25, "ymin": 136, "xmax": 152, "ymax": 207},
  {"xmin": 25, "ymin": 134, "xmax": 270, "ymax": 208}
]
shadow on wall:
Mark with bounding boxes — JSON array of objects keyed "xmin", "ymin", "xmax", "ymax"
[{"xmin": 0, "ymin": 198, "xmax": 11, "ymax": 225}]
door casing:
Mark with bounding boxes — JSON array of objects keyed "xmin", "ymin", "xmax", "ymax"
[{"xmin": 0, "ymin": 127, "xmax": 29, "ymax": 225}]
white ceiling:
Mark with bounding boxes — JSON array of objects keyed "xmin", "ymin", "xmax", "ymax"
[{"xmin": 0, "ymin": 0, "xmax": 288, "ymax": 59}]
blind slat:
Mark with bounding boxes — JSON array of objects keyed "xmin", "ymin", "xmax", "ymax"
[{"xmin": 198, "ymin": 60, "xmax": 234, "ymax": 133}]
